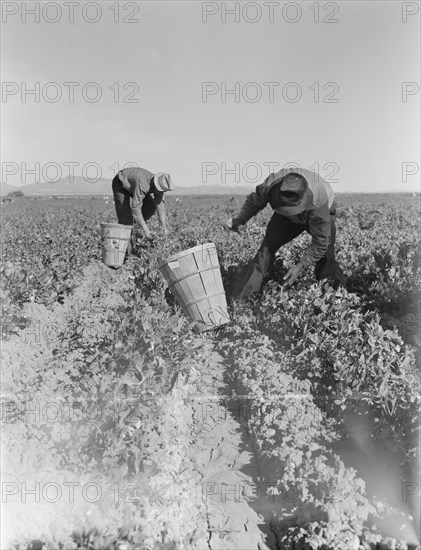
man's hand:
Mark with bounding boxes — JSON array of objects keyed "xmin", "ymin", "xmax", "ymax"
[
  {"xmin": 283, "ymin": 262, "xmax": 304, "ymax": 288},
  {"xmin": 224, "ymin": 217, "xmax": 240, "ymax": 233},
  {"xmin": 134, "ymin": 227, "xmax": 152, "ymax": 240}
]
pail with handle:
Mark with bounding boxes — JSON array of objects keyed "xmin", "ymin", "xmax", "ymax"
[
  {"xmin": 158, "ymin": 243, "xmax": 230, "ymax": 333},
  {"xmin": 100, "ymin": 223, "xmax": 133, "ymax": 268}
]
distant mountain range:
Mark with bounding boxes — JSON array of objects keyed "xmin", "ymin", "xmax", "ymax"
[
  {"xmin": 0, "ymin": 178, "xmax": 254, "ymax": 196},
  {"xmin": 2, "ymin": 179, "xmax": 418, "ymax": 197}
]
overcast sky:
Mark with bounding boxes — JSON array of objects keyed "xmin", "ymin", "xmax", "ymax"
[{"xmin": 1, "ymin": 0, "xmax": 420, "ymax": 192}]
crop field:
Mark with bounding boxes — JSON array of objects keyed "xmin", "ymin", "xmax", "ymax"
[{"xmin": 1, "ymin": 194, "xmax": 420, "ymax": 550}]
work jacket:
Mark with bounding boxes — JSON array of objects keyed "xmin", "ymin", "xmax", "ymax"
[
  {"xmin": 117, "ymin": 167, "xmax": 166, "ymax": 230},
  {"xmin": 235, "ymin": 168, "xmax": 336, "ymax": 267}
]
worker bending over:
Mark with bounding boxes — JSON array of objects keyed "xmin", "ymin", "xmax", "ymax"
[{"xmin": 226, "ymin": 168, "xmax": 345, "ymax": 298}]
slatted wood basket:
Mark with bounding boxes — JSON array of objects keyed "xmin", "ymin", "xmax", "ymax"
[{"xmin": 158, "ymin": 243, "xmax": 230, "ymax": 333}]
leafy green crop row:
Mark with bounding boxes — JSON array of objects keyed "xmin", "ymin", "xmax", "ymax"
[
  {"xmin": 216, "ymin": 282, "xmax": 419, "ymax": 548},
  {"xmin": 1, "ymin": 194, "xmax": 420, "ymax": 549},
  {"xmin": 2, "ymin": 260, "xmax": 211, "ymax": 549}
]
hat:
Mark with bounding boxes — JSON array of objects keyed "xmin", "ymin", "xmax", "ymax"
[
  {"xmin": 269, "ymin": 173, "xmax": 312, "ymax": 215},
  {"xmin": 153, "ymin": 173, "xmax": 173, "ymax": 192}
]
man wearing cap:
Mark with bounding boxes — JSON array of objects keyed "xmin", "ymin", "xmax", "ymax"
[
  {"xmin": 112, "ymin": 166, "xmax": 172, "ymax": 239},
  {"xmin": 226, "ymin": 168, "xmax": 345, "ymax": 297}
]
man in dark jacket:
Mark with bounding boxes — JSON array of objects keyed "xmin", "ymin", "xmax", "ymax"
[
  {"xmin": 226, "ymin": 168, "xmax": 345, "ymax": 298},
  {"xmin": 112, "ymin": 166, "xmax": 172, "ymax": 239}
]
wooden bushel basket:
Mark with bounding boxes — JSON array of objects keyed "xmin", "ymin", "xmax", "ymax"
[{"xmin": 158, "ymin": 243, "xmax": 230, "ymax": 333}]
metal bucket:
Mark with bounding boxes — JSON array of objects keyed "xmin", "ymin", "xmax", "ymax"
[{"xmin": 100, "ymin": 223, "xmax": 133, "ymax": 268}]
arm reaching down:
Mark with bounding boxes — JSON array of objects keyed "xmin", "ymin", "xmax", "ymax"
[
  {"xmin": 299, "ymin": 204, "xmax": 331, "ymax": 268},
  {"xmin": 233, "ymin": 179, "xmax": 271, "ymax": 227},
  {"xmin": 283, "ymin": 262, "xmax": 304, "ymax": 287},
  {"xmin": 131, "ymin": 183, "xmax": 151, "ymax": 238},
  {"xmin": 154, "ymin": 192, "xmax": 169, "ymax": 235}
]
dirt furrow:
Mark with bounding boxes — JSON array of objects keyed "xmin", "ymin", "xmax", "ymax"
[{"xmin": 187, "ymin": 345, "xmax": 275, "ymax": 550}]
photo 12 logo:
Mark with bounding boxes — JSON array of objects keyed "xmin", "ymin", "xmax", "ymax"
[
  {"xmin": 2, "ymin": 481, "xmax": 141, "ymax": 504},
  {"xmin": 202, "ymin": 81, "xmax": 339, "ymax": 104},
  {"xmin": 401, "ymin": 1, "xmax": 419, "ymax": 23},
  {"xmin": 1, "ymin": 161, "xmax": 141, "ymax": 185},
  {"xmin": 201, "ymin": 477, "xmax": 342, "ymax": 505},
  {"xmin": 202, "ymin": 161, "xmax": 340, "ymax": 185},
  {"xmin": 401, "ymin": 481, "xmax": 419, "ymax": 503},
  {"xmin": 401, "ymin": 162, "xmax": 419, "ymax": 184},
  {"xmin": 401, "ymin": 82, "xmax": 419, "ymax": 103},
  {"xmin": 1, "ymin": 82, "xmax": 140, "ymax": 104},
  {"xmin": 201, "ymin": 2, "xmax": 340, "ymax": 24},
  {"xmin": 1, "ymin": 397, "xmax": 142, "ymax": 426},
  {"xmin": 1, "ymin": 2, "xmax": 141, "ymax": 24}
]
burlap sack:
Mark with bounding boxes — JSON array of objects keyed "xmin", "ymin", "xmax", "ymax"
[{"xmin": 232, "ymin": 246, "xmax": 272, "ymax": 300}]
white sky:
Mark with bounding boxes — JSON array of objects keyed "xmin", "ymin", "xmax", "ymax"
[{"xmin": 1, "ymin": 0, "xmax": 420, "ymax": 192}]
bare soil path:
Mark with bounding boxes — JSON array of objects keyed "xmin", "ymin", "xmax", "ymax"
[{"xmin": 187, "ymin": 343, "xmax": 276, "ymax": 550}]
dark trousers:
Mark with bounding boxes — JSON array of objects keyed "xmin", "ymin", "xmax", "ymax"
[
  {"xmin": 246, "ymin": 210, "xmax": 344, "ymax": 290},
  {"xmin": 112, "ymin": 176, "xmax": 157, "ymax": 225},
  {"xmin": 261, "ymin": 211, "xmax": 337, "ymax": 266}
]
